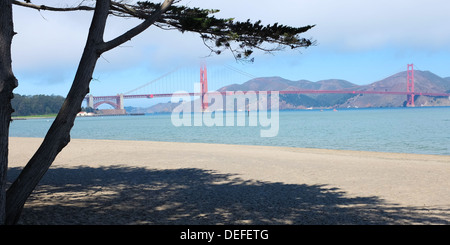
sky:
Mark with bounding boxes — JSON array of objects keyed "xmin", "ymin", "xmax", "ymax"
[{"xmin": 11, "ymin": 0, "xmax": 450, "ymax": 106}]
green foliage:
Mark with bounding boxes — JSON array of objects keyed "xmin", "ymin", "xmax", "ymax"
[
  {"xmin": 11, "ymin": 94, "xmax": 65, "ymax": 116},
  {"xmin": 14, "ymin": 1, "xmax": 315, "ymax": 62}
]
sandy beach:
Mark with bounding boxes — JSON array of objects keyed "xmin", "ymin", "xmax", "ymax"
[{"xmin": 7, "ymin": 137, "xmax": 450, "ymax": 225}]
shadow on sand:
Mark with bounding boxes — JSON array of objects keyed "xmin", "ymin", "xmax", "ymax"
[{"xmin": 7, "ymin": 166, "xmax": 450, "ymax": 225}]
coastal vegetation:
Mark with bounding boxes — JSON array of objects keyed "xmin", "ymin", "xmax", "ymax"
[{"xmin": 11, "ymin": 94, "xmax": 64, "ymax": 117}]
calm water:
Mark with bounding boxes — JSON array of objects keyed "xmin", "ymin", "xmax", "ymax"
[{"xmin": 10, "ymin": 107, "xmax": 450, "ymax": 155}]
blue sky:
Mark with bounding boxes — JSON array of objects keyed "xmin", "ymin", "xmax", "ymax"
[{"xmin": 11, "ymin": 0, "xmax": 450, "ymax": 106}]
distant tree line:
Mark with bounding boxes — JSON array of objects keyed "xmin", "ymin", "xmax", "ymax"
[{"xmin": 11, "ymin": 94, "xmax": 65, "ymax": 116}]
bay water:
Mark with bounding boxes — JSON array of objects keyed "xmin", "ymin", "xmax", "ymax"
[{"xmin": 9, "ymin": 107, "xmax": 450, "ymax": 155}]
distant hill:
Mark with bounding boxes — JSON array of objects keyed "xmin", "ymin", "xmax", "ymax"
[
  {"xmin": 218, "ymin": 76, "xmax": 357, "ymax": 92},
  {"xmin": 341, "ymin": 70, "xmax": 450, "ymax": 108},
  {"xmin": 125, "ymin": 102, "xmax": 182, "ymax": 114},
  {"xmin": 445, "ymin": 77, "xmax": 450, "ymax": 83},
  {"xmin": 218, "ymin": 77, "xmax": 359, "ymax": 109},
  {"xmin": 127, "ymin": 70, "xmax": 450, "ymax": 113}
]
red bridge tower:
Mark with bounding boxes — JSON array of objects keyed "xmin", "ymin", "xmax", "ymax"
[
  {"xmin": 200, "ymin": 63, "xmax": 208, "ymax": 111},
  {"xmin": 406, "ymin": 64, "xmax": 415, "ymax": 107}
]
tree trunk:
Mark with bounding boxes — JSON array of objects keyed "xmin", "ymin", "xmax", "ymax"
[
  {"xmin": 0, "ymin": 0, "xmax": 18, "ymax": 224},
  {"xmin": 4, "ymin": 0, "xmax": 110, "ymax": 225},
  {"xmin": 4, "ymin": 0, "xmax": 173, "ymax": 225}
]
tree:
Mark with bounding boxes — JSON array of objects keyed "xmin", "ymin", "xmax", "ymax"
[
  {"xmin": 0, "ymin": 0, "xmax": 18, "ymax": 224},
  {"xmin": 0, "ymin": 0, "xmax": 315, "ymax": 224}
]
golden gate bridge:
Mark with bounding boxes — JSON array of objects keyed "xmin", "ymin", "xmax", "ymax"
[{"xmin": 84, "ymin": 64, "xmax": 450, "ymax": 112}]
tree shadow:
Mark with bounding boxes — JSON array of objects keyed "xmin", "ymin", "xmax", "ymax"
[{"xmin": 7, "ymin": 166, "xmax": 450, "ymax": 225}]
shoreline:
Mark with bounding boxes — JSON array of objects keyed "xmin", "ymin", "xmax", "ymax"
[
  {"xmin": 9, "ymin": 136, "xmax": 450, "ymax": 157},
  {"xmin": 8, "ymin": 137, "xmax": 450, "ymax": 225}
]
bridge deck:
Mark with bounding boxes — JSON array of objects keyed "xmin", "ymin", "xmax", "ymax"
[{"xmin": 88, "ymin": 90, "xmax": 450, "ymax": 100}]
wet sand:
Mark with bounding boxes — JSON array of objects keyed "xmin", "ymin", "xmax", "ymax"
[{"xmin": 7, "ymin": 137, "xmax": 450, "ymax": 224}]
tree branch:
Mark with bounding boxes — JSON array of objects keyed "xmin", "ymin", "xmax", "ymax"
[
  {"xmin": 12, "ymin": 0, "xmax": 95, "ymax": 12},
  {"xmin": 99, "ymin": 0, "xmax": 175, "ymax": 53},
  {"xmin": 12, "ymin": 0, "xmax": 315, "ymax": 60}
]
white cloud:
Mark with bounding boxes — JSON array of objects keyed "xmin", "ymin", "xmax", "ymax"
[
  {"xmin": 191, "ymin": 0, "xmax": 450, "ymax": 51},
  {"xmin": 303, "ymin": 0, "xmax": 450, "ymax": 51},
  {"xmin": 12, "ymin": 6, "xmax": 91, "ymax": 70}
]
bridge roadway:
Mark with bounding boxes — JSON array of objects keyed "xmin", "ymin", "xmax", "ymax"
[{"xmin": 90, "ymin": 90, "xmax": 450, "ymax": 100}]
